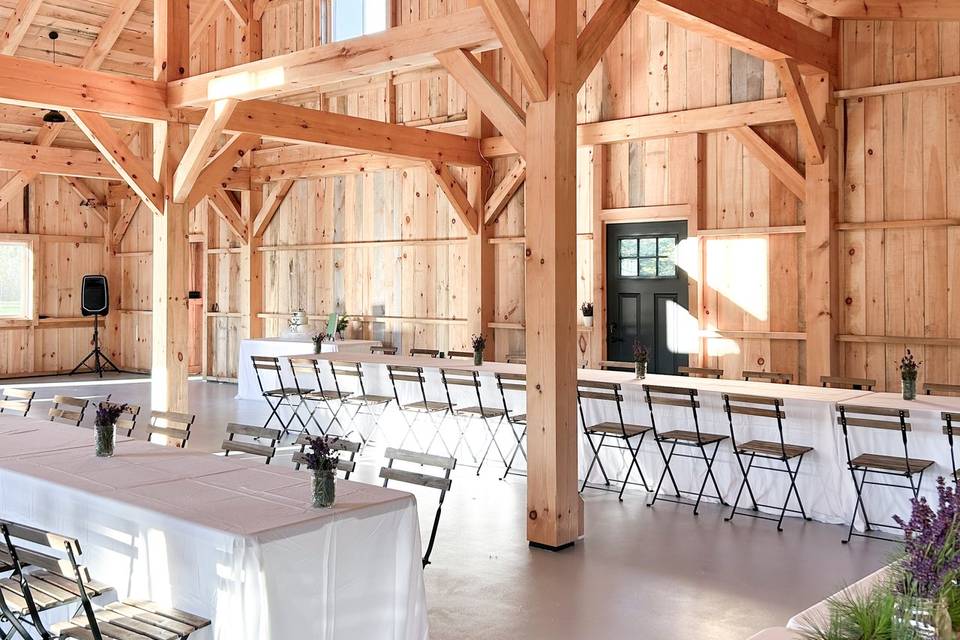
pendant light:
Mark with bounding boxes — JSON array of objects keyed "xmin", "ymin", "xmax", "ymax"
[{"xmin": 42, "ymin": 32, "xmax": 66, "ymax": 124}]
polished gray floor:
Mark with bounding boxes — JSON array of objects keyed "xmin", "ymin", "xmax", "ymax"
[{"xmin": 2, "ymin": 373, "xmax": 890, "ymax": 640}]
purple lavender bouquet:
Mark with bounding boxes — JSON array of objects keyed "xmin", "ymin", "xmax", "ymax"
[
  {"xmin": 304, "ymin": 436, "xmax": 339, "ymax": 508},
  {"xmin": 893, "ymin": 477, "xmax": 960, "ymax": 598},
  {"xmin": 94, "ymin": 401, "xmax": 127, "ymax": 458}
]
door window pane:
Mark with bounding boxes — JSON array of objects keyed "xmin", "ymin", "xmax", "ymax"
[
  {"xmin": 637, "ymin": 238, "xmax": 657, "ymax": 257},
  {"xmin": 0, "ymin": 243, "xmax": 31, "ymax": 318},
  {"xmin": 637, "ymin": 258, "xmax": 657, "ymax": 278},
  {"xmin": 620, "ymin": 258, "xmax": 638, "ymax": 277},
  {"xmin": 657, "ymin": 258, "xmax": 676, "ymax": 278},
  {"xmin": 619, "ymin": 238, "xmax": 638, "ymax": 258}
]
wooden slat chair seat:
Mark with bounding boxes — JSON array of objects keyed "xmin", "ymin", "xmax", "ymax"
[
  {"xmin": 722, "ymin": 393, "xmax": 814, "ymax": 531},
  {"xmin": 440, "ymin": 368, "xmax": 507, "ymax": 475},
  {"xmin": 292, "ymin": 433, "xmax": 361, "ymax": 479},
  {"xmin": 742, "ymin": 371, "xmax": 794, "ymax": 384},
  {"xmin": 409, "ymin": 348, "xmax": 440, "ymax": 358},
  {"xmin": 678, "ymin": 366, "xmax": 723, "ymax": 379},
  {"xmin": 379, "ymin": 448, "xmax": 455, "ymax": 567},
  {"xmin": 494, "ymin": 372, "xmax": 528, "ymax": 480},
  {"xmin": 146, "ymin": 410, "xmax": 196, "ymax": 449},
  {"xmin": 822, "ymin": 375, "xmax": 876, "ymax": 391},
  {"xmin": 48, "ymin": 395, "xmax": 89, "ymax": 427},
  {"xmin": 0, "ymin": 388, "xmax": 35, "ymax": 417},
  {"xmin": 402, "ymin": 400, "xmax": 449, "ymax": 412},
  {"xmin": 221, "ymin": 423, "xmax": 281, "ymax": 464},
  {"xmin": 289, "ymin": 357, "xmax": 349, "ymax": 436},
  {"xmin": 251, "ymin": 355, "xmax": 311, "ymax": 436},
  {"xmin": 837, "ymin": 404, "xmax": 929, "ymax": 543},
  {"xmin": 643, "ymin": 384, "xmax": 728, "ymax": 514},
  {"xmin": 370, "ymin": 346, "xmax": 398, "ymax": 355},
  {"xmin": 387, "ymin": 364, "xmax": 452, "ymax": 457},
  {"xmin": 578, "ymin": 380, "xmax": 653, "ymax": 501}
]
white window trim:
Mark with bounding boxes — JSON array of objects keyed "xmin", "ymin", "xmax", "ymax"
[
  {"xmin": 328, "ymin": 0, "xmax": 391, "ymax": 43},
  {"xmin": 0, "ymin": 235, "xmax": 37, "ymax": 323}
]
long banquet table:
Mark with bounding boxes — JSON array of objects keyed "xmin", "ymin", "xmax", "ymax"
[
  {"xmin": 289, "ymin": 351, "xmax": 960, "ymax": 530},
  {"xmin": 0, "ymin": 417, "xmax": 428, "ymax": 640}
]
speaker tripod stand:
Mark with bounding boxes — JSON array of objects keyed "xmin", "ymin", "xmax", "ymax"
[{"xmin": 70, "ymin": 314, "xmax": 120, "ymax": 378}]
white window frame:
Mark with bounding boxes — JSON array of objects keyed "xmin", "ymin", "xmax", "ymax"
[
  {"xmin": 0, "ymin": 237, "xmax": 35, "ymax": 322},
  {"xmin": 328, "ymin": 0, "xmax": 391, "ymax": 43}
]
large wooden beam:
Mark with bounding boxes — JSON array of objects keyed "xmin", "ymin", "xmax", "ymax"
[
  {"xmin": 481, "ymin": 97, "xmax": 795, "ymax": 157},
  {"xmin": 798, "ymin": 0, "xmax": 960, "ymax": 19},
  {"xmin": 436, "ymin": 48, "xmax": 527, "ymax": 157},
  {"xmin": 179, "ymin": 100, "xmax": 485, "ymax": 166},
  {"xmin": 635, "ymin": 0, "xmax": 837, "ymax": 75},
  {"xmin": 0, "ymin": 140, "xmax": 119, "ymax": 180},
  {"xmin": 0, "ymin": 0, "xmax": 43, "ymax": 55},
  {"xmin": 251, "ymin": 152, "xmax": 421, "ymax": 182},
  {"xmin": 775, "ymin": 58, "xmax": 825, "ymax": 165},
  {"xmin": 478, "ymin": 0, "xmax": 548, "ymax": 102},
  {"xmin": 484, "ymin": 158, "xmax": 526, "ymax": 226},
  {"xmin": 729, "ymin": 126, "xmax": 805, "ymax": 200},
  {"xmin": 168, "ymin": 8, "xmax": 498, "ymax": 107},
  {"xmin": 525, "ymin": 0, "xmax": 581, "ymax": 550},
  {"xmin": 69, "ymin": 110, "xmax": 165, "ymax": 216},
  {"xmin": 0, "ymin": 55, "xmax": 169, "ymax": 121},
  {"xmin": 575, "ymin": 0, "xmax": 639, "ymax": 89},
  {"xmin": 186, "ymin": 133, "xmax": 260, "ymax": 211},
  {"xmin": 427, "ymin": 161, "xmax": 480, "ymax": 235},
  {"xmin": 173, "ymin": 98, "xmax": 240, "ymax": 203}
]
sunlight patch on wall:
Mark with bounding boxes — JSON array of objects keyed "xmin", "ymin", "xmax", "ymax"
[{"xmin": 705, "ymin": 237, "xmax": 769, "ymax": 322}]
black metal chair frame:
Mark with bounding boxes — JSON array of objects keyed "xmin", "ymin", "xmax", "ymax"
[
  {"xmin": 0, "ymin": 388, "xmax": 34, "ymax": 417},
  {"xmin": 943, "ymin": 411, "xmax": 960, "ymax": 485},
  {"xmin": 379, "ymin": 448, "xmax": 455, "ymax": 568},
  {"xmin": 722, "ymin": 393, "xmax": 812, "ymax": 531},
  {"xmin": 388, "ymin": 364, "xmax": 452, "ymax": 455},
  {"xmin": 329, "ymin": 360, "xmax": 394, "ymax": 449},
  {"xmin": 293, "ymin": 433, "xmax": 361, "ymax": 480},
  {"xmin": 838, "ymin": 403, "xmax": 930, "ymax": 544},
  {"xmin": 440, "ymin": 368, "xmax": 504, "ymax": 474},
  {"xmin": 578, "ymin": 380, "xmax": 651, "ymax": 501},
  {"xmin": 289, "ymin": 357, "xmax": 348, "ymax": 436},
  {"xmin": 495, "ymin": 372, "xmax": 527, "ymax": 480},
  {"xmin": 250, "ymin": 355, "xmax": 311, "ymax": 436},
  {"xmin": 644, "ymin": 384, "xmax": 729, "ymax": 515}
]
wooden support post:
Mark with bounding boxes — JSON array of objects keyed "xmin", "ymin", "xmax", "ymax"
[
  {"xmin": 525, "ymin": 0, "xmax": 581, "ymax": 550},
  {"xmin": 466, "ymin": 51, "xmax": 496, "ymax": 358},
  {"xmin": 688, "ymin": 133, "xmax": 707, "ymax": 367},
  {"xmin": 240, "ymin": 0, "xmax": 264, "ymax": 342},
  {"xmin": 104, "ymin": 195, "xmax": 122, "ymax": 366},
  {"xmin": 152, "ymin": 0, "xmax": 191, "ymax": 413},
  {"xmin": 586, "ymin": 145, "xmax": 605, "ymax": 369},
  {"xmin": 804, "ymin": 71, "xmax": 839, "ymax": 384}
]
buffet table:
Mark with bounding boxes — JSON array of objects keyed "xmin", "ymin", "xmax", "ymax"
[
  {"xmin": 236, "ymin": 337, "xmax": 381, "ymax": 400},
  {"xmin": 0, "ymin": 417, "xmax": 428, "ymax": 640},
  {"xmin": 295, "ymin": 352, "xmax": 960, "ymax": 529}
]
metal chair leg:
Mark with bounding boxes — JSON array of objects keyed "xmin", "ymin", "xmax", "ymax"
[
  {"xmin": 843, "ymin": 466, "xmax": 868, "ymax": 544},
  {"xmin": 724, "ymin": 453, "xmax": 755, "ymax": 523},
  {"xmin": 647, "ymin": 440, "xmax": 679, "ymax": 507},
  {"xmin": 500, "ymin": 421, "xmax": 527, "ymax": 480}
]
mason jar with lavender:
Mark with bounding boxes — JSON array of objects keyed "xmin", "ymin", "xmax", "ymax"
[{"xmin": 94, "ymin": 401, "xmax": 128, "ymax": 458}]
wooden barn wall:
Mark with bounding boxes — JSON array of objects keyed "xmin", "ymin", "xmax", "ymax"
[
  {"xmin": 0, "ymin": 174, "xmax": 108, "ymax": 377},
  {"xmin": 838, "ymin": 20, "xmax": 960, "ymax": 390}
]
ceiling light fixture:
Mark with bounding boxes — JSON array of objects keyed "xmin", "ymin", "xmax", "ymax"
[{"xmin": 42, "ymin": 31, "xmax": 66, "ymax": 124}]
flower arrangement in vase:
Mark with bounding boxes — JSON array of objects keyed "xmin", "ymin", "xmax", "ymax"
[
  {"xmin": 900, "ymin": 349, "xmax": 921, "ymax": 401},
  {"xmin": 471, "ymin": 334, "xmax": 486, "ymax": 366},
  {"xmin": 581, "ymin": 302, "xmax": 594, "ymax": 328},
  {"xmin": 311, "ymin": 332, "xmax": 327, "ymax": 354},
  {"xmin": 632, "ymin": 341, "xmax": 649, "ymax": 380},
  {"xmin": 94, "ymin": 401, "xmax": 128, "ymax": 457},
  {"xmin": 303, "ymin": 436, "xmax": 340, "ymax": 508}
]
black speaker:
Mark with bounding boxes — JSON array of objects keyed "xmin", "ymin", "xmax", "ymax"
[{"xmin": 81, "ymin": 275, "xmax": 109, "ymax": 317}]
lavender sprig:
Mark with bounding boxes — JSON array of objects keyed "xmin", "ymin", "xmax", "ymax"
[
  {"xmin": 94, "ymin": 401, "xmax": 128, "ymax": 428},
  {"xmin": 899, "ymin": 349, "xmax": 921, "ymax": 380},
  {"xmin": 893, "ymin": 477, "xmax": 960, "ymax": 598},
  {"xmin": 471, "ymin": 334, "xmax": 486, "ymax": 352},
  {"xmin": 303, "ymin": 436, "xmax": 340, "ymax": 472},
  {"xmin": 632, "ymin": 340, "xmax": 649, "ymax": 364}
]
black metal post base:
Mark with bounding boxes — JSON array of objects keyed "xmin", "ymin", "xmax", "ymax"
[{"xmin": 529, "ymin": 540, "xmax": 575, "ymax": 552}]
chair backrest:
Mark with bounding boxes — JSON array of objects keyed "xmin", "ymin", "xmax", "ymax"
[
  {"xmin": 495, "ymin": 372, "xmax": 525, "ymax": 417},
  {"xmin": 742, "ymin": 370, "xmax": 793, "ymax": 384},
  {"xmin": 821, "ymin": 375, "xmax": 875, "ymax": 391},
  {"xmin": 642, "ymin": 384, "xmax": 700, "ymax": 435},
  {"xmin": 409, "ymin": 348, "xmax": 440, "ymax": 358},
  {"xmin": 678, "ymin": 366, "xmax": 723, "ymax": 379},
  {"xmin": 925, "ymin": 382, "xmax": 960, "ymax": 397},
  {"xmin": 329, "ymin": 359, "xmax": 366, "ymax": 397},
  {"xmin": 371, "ymin": 345, "xmax": 398, "ymax": 355},
  {"xmin": 0, "ymin": 387, "xmax": 34, "ymax": 416},
  {"xmin": 289, "ymin": 356, "xmax": 324, "ymax": 395},
  {"xmin": 387, "ymin": 364, "xmax": 429, "ymax": 405},
  {"xmin": 114, "ymin": 403, "xmax": 141, "ymax": 437},
  {"xmin": 440, "ymin": 367, "xmax": 483, "ymax": 411},
  {"xmin": 446, "ymin": 350, "xmax": 474, "ymax": 360},
  {"xmin": 379, "ymin": 447, "xmax": 455, "ymax": 567},
  {"xmin": 147, "ymin": 410, "xmax": 196, "ymax": 448},
  {"xmin": 837, "ymin": 404, "xmax": 912, "ymax": 468},
  {"xmin": 723, "ymin": 393, "xmax": 788, "ymax": 454},
  {"xmin": 251, "ymin": 355, "xmax": 285, "ymax": 393},
  {"xmin": 942, "ymin": 412, "xmax": 960, "ymax": 439},
  {"xmin": 48, "ymin": 395, "xmax": 89, "ymax": 426},
  {"xmin": 505, "ymin": 354, "xmax": 526, "ymax": 364},
  {"xmin": 600, "ymin": 360, "xmax": 634, "ymax": 372},
  {"xmin": 292, "ymin": 433, "xmax": 361, "ymax": 478},
  {"xmin": 222, "ymin": 423, "xmax": 281, "ymax": 464}
]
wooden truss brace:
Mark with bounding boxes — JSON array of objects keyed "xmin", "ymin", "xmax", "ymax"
[
  {"xmin": 426, "ymin": 160, "xmax": 479, "ymax": 235},
  {"xmin": 729, "ymin": 126, "xmax": 805, "ymax": 201},
  {"xmin": 575, "ymin": 0, "xmax": 639, "ymax": 89},
  {"xmin": 252, "ymin": 179, "xmax": 294, "ymax": 238},
  {"xmin": 186, "ymin": 133, "xmax": 260, "ymax": 211},
  {"xmin": 61, "ymin": 177, "xmax": 108, "ymax": 224},
  {"xmin": 477, "ymin": 0, "xmax": 548, "ymax": 102},
  {"xmin": 484, "ymin": 158, "xmax": 526, "ymax": 226},
  {"xmin": 173, "ymin": 98, "xmax": 240, "ymax": 202},
  {"xmin": 111, "ymin": 195, "xmax": 143, "ymax": 247},
  {"xmin": 208, "ymin": 187, "xmax": 248, "ymax": 241},
  {"xmin": 774, "ymin": 58, "xmax": 825, "ymax": 165}
]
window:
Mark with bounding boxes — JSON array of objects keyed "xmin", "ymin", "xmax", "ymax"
[
  {"xmin": 331, "ymin": 0, "xmax": 388, "ymax": 41},
  {"xmin": 618, "ymin": 235, "xmax": 677, "ymax": 279},
  {"xmin": 0, "ymin": 242, "xmax": 32, "ymax": 318}
]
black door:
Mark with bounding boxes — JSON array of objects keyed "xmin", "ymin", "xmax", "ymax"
[{"xmin": 606, "ymin": 221, "xmax": 689, "ymax": 374}]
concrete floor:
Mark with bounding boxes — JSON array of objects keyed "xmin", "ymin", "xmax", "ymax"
[{"xmin": 2, "ymin": 372, "xmax": 890, "ymax": 640}]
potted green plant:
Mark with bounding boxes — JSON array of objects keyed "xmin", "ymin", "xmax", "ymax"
[
  {"xmin": 632, "ymin": 340, "xmax": 649, "ymax": 380},
  {"xmin": 581, "ymin": 302, "xmax": 594, "ymax": 328},
  {"xmin": 335, "ymin": 315, "xmax": 349, "ymax": 340},
  {"xmin": 900, "ymin": 349, "xmax": 921, "ymax": 401},
  {"xmin": 303, "ymin": 436, "xmax": 340, "ymax": 508},
  {"xmin": 471, "ymin": 334, "xmax": 486, "ymax": 366},
  {"xmin": 94, "ymin": 401, "xmax": 128, "ymax": 458}
]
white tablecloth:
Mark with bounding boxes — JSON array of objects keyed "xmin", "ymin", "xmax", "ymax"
[
  {"xmin": 0, "ymin": 418, "xmax": 428, "ymax": 640},
  {"xmin": 293, "ymin": 352, "xmax": 960, "ymax": 531},
  {"xmin": 236, "ymin": 337, "xmax": 381, "ymax": 400}
]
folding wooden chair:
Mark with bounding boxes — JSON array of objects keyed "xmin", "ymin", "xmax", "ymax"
[
  {"xmin": 678, "ymin": 366, "xmax": 723, "ymax": 379},
  {"xmin": 445, "ymin": 350, "xmax": 474, "ymax": 360},
  {"xmin": 48, "ymin": 395, "xmax": 89, "ymax": 427},
  {"xmin": 409, "ymin": 348, "xmax": 440, "ymax": 358},
  {"xmin": 495, "ymin": 372, "xmax": 527, "ymax": 480},
  {"xmin": 0, "ymin": 519, "xmax": 209, "ymax": 640},
  {"xmin": 146, "ymin": 410, "xmax": 196, "ymax": 449},
  {"xmin": 0, "ymin": 389, "xmax": 34, "ymax": 417},
  {"xmin": 250, "ymin": 355, "xmax": 310, "ymax": 435},
  {"xmin": 924, "ymin": 382, "xmax": 960, "ymax": 397},
  {"xmin": 289, "ymin": 357, "xmax": 347, "ymax": 436},
  {"xmin": 644, "ymin": 384, "xmax": 729, "ymax": 514},
  {"xmin": 942, "ymin": 412, "xmax": 960, "ymax": 484},
  {"xmin": 837, "ymin": 403, "xmax": 933, "ymax": 543},
  {"xmin": 379, "ymin": 448, "xmax": 455, "ymax": 567},
  {"xmin": 111, "ymin": 403, "xmax": 141, "ymax": 438},
  {"xmin": 388, "ymin": 364, "xmax": 452, "ymax": 455},
  {"xmin": 221, "ymin": 423, "xmax": 281, "ymax": 464},
  {"xmin": 440, "ymin": 368, "xmax": 505, "ymax": 473},
  {"xmin": 742, "ymin": 371, "xmax": 793, "ymax": 384},
  {"xmin": 578, "ymin": 380, "xmax": 652, "ymax": 501},
  {"xmin": 371, "ymin": 345, "xmax": 398, "ymax": 355},
  {"xmin": 292, "ymin": 433, "xmax": 361, "ymax": 480},
  {"xmin": 505, "ymin": 354, "xmax": 526, "ymax": 364},
  {"xmin": 822, "ymin": 375, "xmax": 875, "ymax": 391},
  {"xmin": 723, "ymin": 394, "xmax": 812, "ymax": 531},
  {"xmin": 600, "ymin": 361, "xmax": 634, "ymax": 372},
  {"xmin": 329, "ymin": 359, "xmax": 393, "ymax": 447}
]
